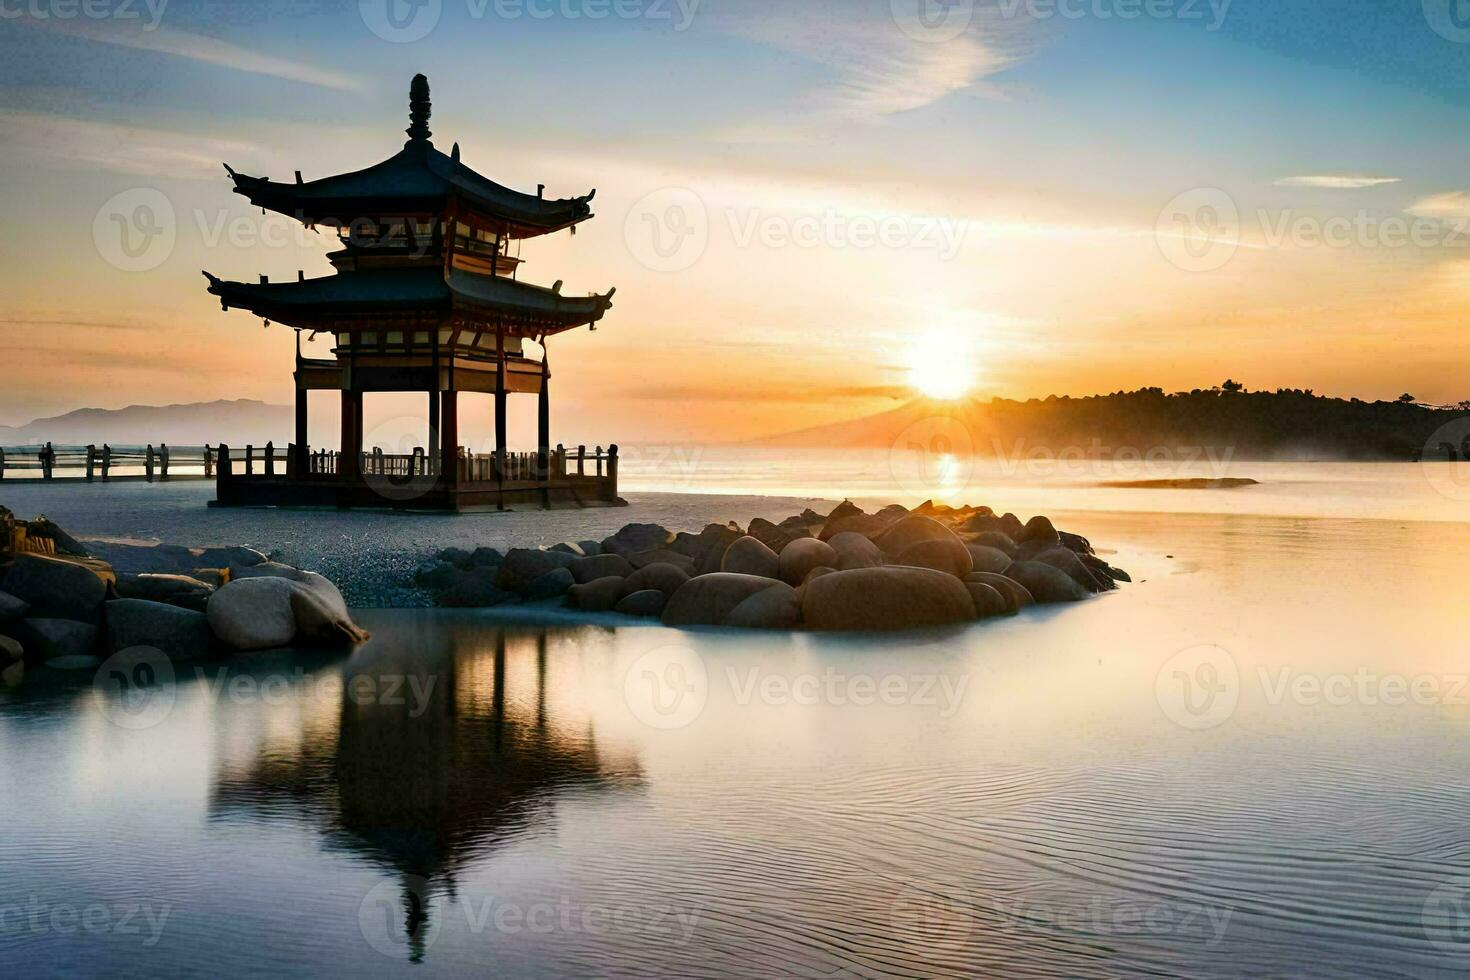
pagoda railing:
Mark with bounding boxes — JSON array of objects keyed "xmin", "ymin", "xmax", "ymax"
[
  {"xmin": 216, "ymin": 444, "xmax": 617, "ymax": 487},
  {"xmin": 0, "ymin": 444, "xmax": 219, "ymax": 482}
]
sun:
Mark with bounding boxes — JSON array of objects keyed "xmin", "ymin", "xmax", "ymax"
[{"xmin": 907, "ymin": 328, "xmax": 974, "ymax": 400}]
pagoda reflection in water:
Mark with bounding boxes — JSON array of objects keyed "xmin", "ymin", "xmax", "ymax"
[{"xmin": 207, "ymin": 618, "xmax": 643, "ymax": 960}]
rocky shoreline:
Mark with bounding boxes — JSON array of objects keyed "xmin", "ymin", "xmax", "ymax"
[
  {"xmin": 0, "ymin": 507, "xmax": 370, "ymax": 687},
  {"xmin": 412, "ymin": 499, "xmax": 1130, "ymax": 631}
]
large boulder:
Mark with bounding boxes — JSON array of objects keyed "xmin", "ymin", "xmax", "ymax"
[
  {"xmin": 966, "ymin": 582, "xmax": 1010, "ymax": 619},
  {"xmin": 826, "ymin": 532, "xmax": 884, "ymax": 570},
  {"xmin": 568, "ymin": 553, "xmax": 634, "ymax": 584},
  {"xmin": 601, "ymin": 523, "xmax": 675, "ymax": 557},
  {"xmin": 116, "ymin": 572, "xmax": 214, "ymax": 604},
  {"xmin": 230, "ymin": 560, "xmax": 307, "ymax": 582},
  {"xmin": 469, "ymin": 546, "xmax": 505, "ymax": 568},
  {"xmin": 824, "ymin": 500, "xmax": 865, "ymax": 523},
  {"xmin": 495, "ymin": 548, "xmax": 578, "ymax": 590},
  {"xmin": 615, "ymin": 590, "xmax": 668, "ymax": 618},
  {"xmin": 567, "ymin": 576, "xmax": 627, "ymax": 612},
  {"xmin": 671, "ymin": 523, "xmax": 742, "ymax": 561},
  {"xmin": 895, "ymin": 538, "xmax": 973, "ymax": 579},
  {"xmin": 0, "ymin": 634, "xmax": 22, "ymax": 688},
  {"xmin": 970, "ymin": 531, "xmax": 1017, "ymax": 556},
  {"xmin": 721, "ymin": 536, "xmax": 780, "ymax": 579},
  {"xmin": 778, "ymin": 538, "xmax": 839, "ymax": 586},
  {"xmin": 872, "ymin": 516, "xmax": 957, "ymax": 558},
  {"xmin": 1058, "ymin": 531, "xmax": 1093, "ymax": 555},
  {"xmin": 966, "ymin": 545, "xmax": 1014, "ymax": 575},
  {"xmin": 106, "ymin": 598, "xmax": 214, "ymax": 661},
  {"xmin": 622, "ymin": 562, "xmax": 690, "ymax": 598},
  {"xmin": 802, "ymin": 567, "xmax": 975, "ymax": 632},
  {"xmin": 873, "ymin": 503, "xmax": 910, "ymax": 525},
  {"xmin": 1006, "ymin": 561, "xmax": 1090, "ymax": 603},
  {"xmin": 2, "ymin": 554, "xmax": 109, "ymax": 624},
  {"xmin": 290, "ymin": 572, "xmax": 370, "ymax": 646},
  {"xmin": 965, "ymin": 572, "xmax": 1033, "ymax": 614},
  {"xmin": 747, "ymin": 517, "xmax": 809, "ymax": 553},
  {"xmin": 437, "ymin": 546, "xmax": 475, "ymax": 569},
  {"xmin": 818, "ymin": 513, "xmax": 891, "ymax": 541},
  {"xmin": 1020, "ymin": 515, "xmax": 1060, "ymax": 548},
  {"xmin": 0, "ymin": 590, "xmax": 31, "ymax": 622},
  {"xmin": 662, "ymin": 573, "xmax": 787, "ymax": 627},
  {"xmin": 17, "ymin": 618, "xmax": 99, "ymax": 663},
  {"xmin": 437, "ymin": 569, "xmax": 515, "ymax": 608},
  {"xmin": 207, "ymin": 577, "xmax": 299, "ymax": 651},
  {"xmin": 1032, "ymin": 547, "xmax": 1107, "ymax": 594},
  {"xmin": 522, "ymin": 567, "xmax": 576, "ymax": 601},
  {"xmin": 195, "ymin": 546, "xmax": 268, "ymax": 568},
  {"xmin": 414, "ymin": 559, "xmax": 461, "ymax": 590},
  {"xmin": 627, "ymin": 549, "xmax": 697, "ymax": 575},
  {"xmin": 725, "ymin": 583, "xmax": 803, "ymax": 630}
]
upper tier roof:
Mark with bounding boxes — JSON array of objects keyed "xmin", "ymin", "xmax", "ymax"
[{"xmin": 224, "ymin": 75, "xmax": 595, "ymax": 239}]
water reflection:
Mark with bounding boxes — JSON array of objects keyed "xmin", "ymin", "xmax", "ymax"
[{"xmin": 207, "ymin": 617, "xmax": 642, "ymax": 961}]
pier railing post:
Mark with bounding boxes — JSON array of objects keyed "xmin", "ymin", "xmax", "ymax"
[
  {"xmin": 160, "ymin": 444, "xmax": 170, "ymax": 480},
  {"xmin": 0, "ymin": 447, "xmax": 5, "ymax": 481},
  {"xmin": 101, "ymin": 445, "xmax": 111, "ymax": 482},
  {"xmin": 145, "ymin": 445, "xmax": 155, "ymax": 482},
  {"xmin": 608, "ymin": 444, "xmax": 619, "ymax": 499},
  {"xmin": 204, "ymin": 446, "xmax": 214, "ymax": 479},
  {"xmin": 245, "ymin": 444, "xmax": 254, "ymax": 477},
  {"xmin": 265, "ymin": 441, "xmax": 275, "ymax": 477},
  {"xmin": 85, "ymin": 445, "xmax": 95, "ymax": 482},
  {"xmin": 219, "ymin": 445, "xmax": 233, "ymax": 481}
]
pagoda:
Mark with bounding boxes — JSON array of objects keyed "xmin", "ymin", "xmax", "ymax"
[{"xmin": 203, "ymin": 75, "xmax": 620, "ymax": 511}]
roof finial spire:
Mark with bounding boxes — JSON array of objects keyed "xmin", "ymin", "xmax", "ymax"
[{"xmin": 407, "ymin": 74, "xmax": 432, "ymax": 144}]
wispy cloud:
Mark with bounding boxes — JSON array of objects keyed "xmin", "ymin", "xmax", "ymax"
[
  {"xmin": 1274, "ymin": 175, "xmax": 1401, "ymax": 189},
  {"xmin": 1407, "ymin": 191, "xmax": 1470, "ymax": 220},
  {"xmin": 21, "ymin": 18, "xmax": 361, "ymax": 91},
  {"xmin": 0, "ymin": 111, "xmax": 259, "ymax": 181}
]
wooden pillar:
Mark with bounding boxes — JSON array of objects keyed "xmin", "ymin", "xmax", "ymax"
[
  {"xmin": 440, "ymin": 387, "xmax": 459, "ymax": 489},
  {"xmin": 340, "ymin": 389, "xmax": 362, "ymax": 481},
  {"xmin": 295, "ymin": 384, "xmax": 309, "ymax": 478},
  {"xmin": 494, "ymin": 326, "xmax": 507, "ymax": 480},
  {"xmin": 537, "ymin": 344, "xmax": 550, "ymax": 481},
  {"xmin": 429, "ymin": 326, "xmax": 441, "ymax": 476}
]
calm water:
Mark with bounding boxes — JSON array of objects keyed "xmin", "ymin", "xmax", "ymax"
[{"xmin": 5, "ymin": 459, "xmax": 1470, "ymax": 975}]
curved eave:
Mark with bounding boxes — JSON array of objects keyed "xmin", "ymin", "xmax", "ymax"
[
  {"xmin": 224, "ymin": 144, "xmax": 594, "ymax": 239},
  {"xmin": 203, "ymin": 268, "xmax": 614, "ymax": 335}
]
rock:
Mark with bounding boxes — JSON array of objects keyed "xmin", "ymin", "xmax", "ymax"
[
  {"xmin": 725, "ymin": 583, "xmax": 803, "ymax": 629},
  {"xmin": 802, "ymin": 566, "xmax": 837, "ymax": 586},
  {"xmin": 522, "ymin": 567, "xmax": 575, "ymax": 601},
  {"xmin": 116, "ymin": 572, "xmax": 213, "ymax": 602},
  {"xmin": 190, "ymin": 568, "xmax": 229, "ymax": 589},
  {"xmin": 27, "ymin": 516, "xmax": 88, "ymax": 557},
  {"xmin": 825, "ymin": 500, "xmax": 865, "ymax": 523},
  {"xmin": 970, "ymin": 531, "xmax": 1017, "ymax": 556},
  {"xmin": 721, "ymin": 536, "xmax": 780, "ymax": 579},
  {"xmin": 778, "ymin": 538, "xmax": 839, "ymax": 586},
  {"xmin": 802, "ymin": 567, "xmax": 975, "ymax": 632},
  {"xmin": 567, "ymin": 576, "xmax": 627, "ymax": 612},
  {"xmin": 672, "ymin": 523, "xmax": 742, "ymax": 562},
  {"xmin": 1058, "ymin": 531, "xmax": 1093, "ymax": 555},
  {"xmin": 2, "ymin": 554, "xmax": 109, "ymax": 624},
  {"xmin": 495, "ymin": 549, "xmax": 578, "ymax": 590},
  {"xmin": 615, "ymin": 590, "xmax": 668, "ymax": 617},
  {"xmin": 965, "ymin": 572, "xmax": 1033, "ymax": 614},
  {"xmin": 437, "ymin": 569, "xmax": 515, "ymax": 608},
  {"xmin": 17, "ymin": 618, "xmax": 99, "ymax": 663},
  {"xmin": 1107, "ymin": 565, "xmax": 1132, "ymax": 583},
  {"xmin": 230, "ymin": 561, "xmax": 308, "ymax": 582},
  {"xmin": 568, "ymin": 554, "xmax": 634, "ymax": 584},
  {"xmin": 1033, "ymin": 547, "xmax": 1107, "ymax": 594},
  {"xmin": 0, "ymin": 633, "xmax": 21, "ymax": 665},
  {"xmin": 996, "ymin": 512, "xmax": 1025, "ymax": 541},
  {"xmin": 873, "ymin": 515, "xmax": 958, "ymax": 558},
  {"xmin": 0, "ymin": 634, "xmax": 22, "ymax": 688},
  {"xmin": 290, "ymin": 572, "xmax": 371, "ymax": 646},
  {"xmin": 873, "ymin": 503, "xmax": 910, "ymax": 524},
  {"xmin": 826, "ymin": 532, "xmax": 884, "ymax": 570},
  {"xmin": 818, "ymin": 514, "xmax": 891, "ymax": 541},
  {"xmin": 1006, "ymin": 561, "xmax": 1090, "ymax": 603},
  {"xmin": 0, "ymin": 590, "xmax": 31, "ymax": 622},
  {"xmin": 577, "ymin": 540, "xmax": 604, "ymax": 557},
  {"xmin": 86, "ymin": 542, "xmax": 193, "ymax": 576},
  {"xmin": 627, "ymin": 549, "xmax": 697, "ymax": 575},
  {"xmin": 662, "ymin": 573, "xmax": 787, "ymax": 627},
  {"xmin": 780, "ymin": 509, "xmax": 824, "ymax": 528},
  {"xmin": 966, "ymin": 582, "xmax": 1010, "ymax": 619},
  {"xmin": 895, "ymin": 538, "xmax": 974, "ymax": 579},
  {"xmin": 414, "ymin": 559, "xmax": 461, "ymax": 590},
  {"xmin": 549, "ymin": 542, "xmax": 585, "ymax": 556},
  {"xmin": 195, "ymin": 546, "xmax": 268, "ymax": 568},
  {"xmin": 106, "ymin": 598, "xmax": 214, "ymax": 661},
  {"xmin": 966, "ymin": 545, "xmax": 1014, "ymax": 575},
  {"xmin": 207, "ymin": 577, "xmax": 298, "ymax": 651},
  {"xmin": 46, "ymin": 655, "xmax": 102, "ymax": 672},
  {"xmin": 747, "ymin": 517, "xmax": 809, "ymax": 553},
  {"xmin": 601, "ymin": 523, "xmax": 675, "ymax": 557},
  {"xmin": 437, "ymin": 546, "xmax": 475, "ymax": 568},
  {"xmin": 469, "ymin": 546, "xmax": 505, "ymax": 568},
  {"xmin": 622, "ymin": 562, "xmax": 690, "ymax": 598}
]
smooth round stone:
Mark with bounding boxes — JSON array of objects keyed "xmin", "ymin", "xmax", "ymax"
[
  {"xmin": 896, "ymin": 538, "xmax": 974, "ymax": 579},
  {"xmin": 567, "ymin": 576, "xmax": 627, "ymax": 612},
  {"xmin": 966, "ymin": 545, "xmax": 1014, "ymax": 574},
  {"xmin": 966, "ymin": 582, "xmax": 1009, "ymax": 620},
  {"xmin": 615, "ymin": 590, "xmax": 668, "ymax": 617},
  {"xmin": 1006, "ymin": 561, "xmax": 1090, "ymax": 603},
  {"xmin": 825, "ymin": 532, "xmax": 884, "ymax": 570},
  {"xmin": 721, "ymin": 536, "xmax": 780, "ymax": 579},
  {"xmin": 724, "ymin": 583, "xmax": 802, "ymax": 630},
  {"xmin": 622, "ymin": 562, "xmax": 690, "ymax": 597},
  {"xmin": 778, "ymin": 538, "xmax": 838, "ymax": 586},
  {"xmin": 872, "ymin": 516, "xmax": 956, "ymax": 557},
  {"xmin": 662, "ymin": 573, "xmax": 786, "ymax": 627},
  {"xmin": 965, "ymin": 572, "xmax": 1034, "ymax": 613},
  {"xmin": 207, "ymin": 577, "xmax": 298, "ymax": 651},
  {"xmin": 802, "ymin": 566, "xmax": 976, "ymax": 632}
]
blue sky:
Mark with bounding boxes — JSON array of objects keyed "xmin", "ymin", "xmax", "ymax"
[{"xmin": 2, "ymin": 0, "xmax": 1469, "ymax": 438}]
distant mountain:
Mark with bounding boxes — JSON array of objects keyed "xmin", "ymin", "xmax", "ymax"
[
  {"xmin": 0, "ymin": 400, "xmax": 294, "ymax": 447},
  {"xmin": 755, "ymin": 388, "xmax": 1461, "ymax": 460}
]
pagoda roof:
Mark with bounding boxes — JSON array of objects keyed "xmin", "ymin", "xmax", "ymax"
[
  {"xmin": 224, "ymin": 76, "xmax": 594, "ymax": 239},
  {"xmin": 202, "ymin": 267, "xmax": 614, "ymax": 336}
]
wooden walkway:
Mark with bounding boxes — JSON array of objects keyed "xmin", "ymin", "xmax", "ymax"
[{"xmin": 0, "ymin": 444, "xmax": 218, "ymax": 483}]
